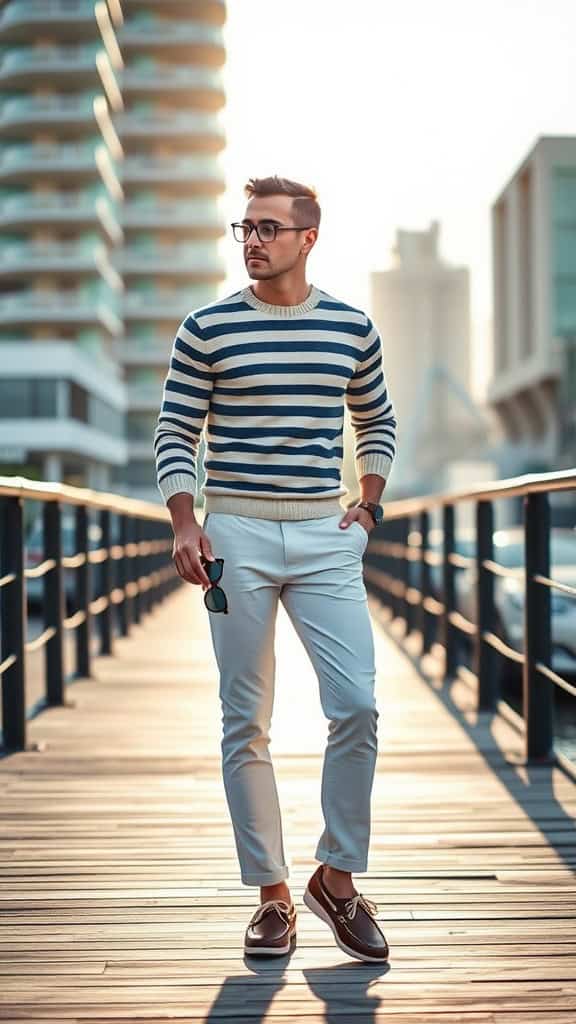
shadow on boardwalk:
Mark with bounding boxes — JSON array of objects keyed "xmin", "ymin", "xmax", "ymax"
[
  {"xmin": 374, "ymin": 600, "xmax": 576, "ymax": 875},
  {"xmin": 0, "ymin": 586, "xmax": 574, "ymax": 1022}
]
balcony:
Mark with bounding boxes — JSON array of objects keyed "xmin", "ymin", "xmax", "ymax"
[
  {"xmin": 115, "ymin": 110, "xmax": 224, "ymax": 152},
  {"xmin": 118, "ymin": 19, "xmax": 224, "ymax": 60},
  {"xmin": 125, "ymin": 379, "xmax": 164, "ymax": 409},
  {"xmin": 121, "ymin": 155, "xmax": 224, "ymax": 194},
  {"xmin": 0, "ymin": 291, "xmax": 123, "ymax": 336},
  {"xmin": 0, "ymin": 193, "xmax": 121, "ymax": 242},
  {"xmin": 0, "ymin": 94, "xmax": 99, "ymax": 137},
  {"xmin": 0, "ymin": 143, "xmax": 113, "ymax": 185},
  {"xmin": 122, "ymin": 199, "xmax": 224, "ymax": 236},
  {"xmin": 0, "ymin": 0, "xmax": 98, "ymax": 42},
  {"xmin": 0, "ymin": 44, "xmax": 105, "ymax": 86},
  {"xmin": 114, "ymin": 243, "xmax": 225, "ymax": 279},
  {"xmin": 121, "ymin": 287, "xmax": 213, "ymax": 323},
  {"xmin": 121, "ymin": 0, "xmax": 225, "ymax": 12},
  {"xmin": 0, "ymin": 241, "xmax": 122, "ymax": 290},
  {"xmin": 119, "ymin": 66, "xmax": 224, "ymax": 108}
]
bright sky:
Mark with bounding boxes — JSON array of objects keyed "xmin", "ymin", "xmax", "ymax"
[{"xmin": 216, "ymin": 0, "xmax": 576, "ymax": 398}]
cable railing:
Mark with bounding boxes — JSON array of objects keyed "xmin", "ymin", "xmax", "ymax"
[
  {"xmin": 0, "ymin": 476, "xmax": 179, "ymax": 754},
  {"xmin": 363, "ymin": 468, "xmax": 576, "ymax": 774}
]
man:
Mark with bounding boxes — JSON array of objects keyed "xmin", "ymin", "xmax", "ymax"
[{"xmin": 153, "ymin": 176, "xmax": 397, "ymax": 963}]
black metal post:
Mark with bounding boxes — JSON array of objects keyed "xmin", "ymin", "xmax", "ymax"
[
  {"xmin": 99, "ymin": 508, "xmax": 113, "ymax": 656},
  {"xmin": 148, "ymin": 521, "xmax": 159, "ymax": 611},
  {"xmin": 43, "ymin": 501, "xmax": 65, "ymax": 706},
  {"xmin": 0, "ymin": 496, "xmax": 26, "ymax": 751},
  {"xmin": 404, "ymin": 515, "xmax": 417, "ymax": 635},
  {"xmin": 524, "ymin": 491, "xmax": 554, "ymax": 760},
  {"xmin": 118, "ymin": 514, "xmax": 131, "ymax": 635},
  {"xmin": 397, "ymin": 516, "xmax": 410, "ymax": 631},
  {"xmin": 441, "ymin": 503, "xmax": 457, "ymax": 679},
  {"xmin": 74, "ymin": 504, "xmax": 91, "ymax": 679},
  {"xmin": 418, "ymin": 509, "xmax": 434, "ymax": 653},
  {"xmin": 474, "ymin": 499, "xmax": 497, "ymax": 709},
  {"xmin": 132, "ymin": 517, "xmax": 141, "ymax": 624},
  {"xmin": 143, "ymin": 521, "xmax": 153, "ymax": 615}
]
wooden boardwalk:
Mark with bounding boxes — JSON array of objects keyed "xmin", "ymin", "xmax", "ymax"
[{"xmin": 1, "ymin": 583, "xmax": 576, "ymax": 1023}]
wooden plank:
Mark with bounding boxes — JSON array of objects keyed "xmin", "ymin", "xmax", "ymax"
[{"xmin": 0, "ymin": 587, "xmax": 574, "ymax": 1022}]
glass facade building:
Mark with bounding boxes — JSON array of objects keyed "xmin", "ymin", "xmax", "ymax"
[
  {"xmin": 489, "ymin": 136, "xmax": 576, "ymax": 475},
  {"xmin": 0, "ymin": 0, "xmax": 227, "ymax": 497}
]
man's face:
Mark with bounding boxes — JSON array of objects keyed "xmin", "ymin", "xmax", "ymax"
[{"xmin": 240, "ymin": 194, "xmax": 317, "ymax": 280}]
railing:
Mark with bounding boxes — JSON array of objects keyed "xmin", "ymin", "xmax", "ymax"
[
  {"xmin": 0, "ymin": 1, "xmax": 93, "ymax": 24},
  {"xmin": 0, "ymin": 46, "xmax": 101, "ymax": 76},
  {"xmin": 119, "ymin": 67, "xmax": 223, "ymax": 91},
  {"xmin": 117, "ymin": 23, "xmax": 224, "ymax": 46},
  {"xmin": 114, "ymin": 111, "xmax": 225, "ymax": 139},
  {"xmin": 363, "ymin": 468, "xmax": 576, "ymax": 772},
  {"xmin": 0, "ymin": 477, "xmax": 179, "ymax": 754}
]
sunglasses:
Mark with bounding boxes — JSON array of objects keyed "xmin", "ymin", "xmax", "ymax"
[{"xmin": 200, "ymin": 556, "xmax": 229, "ymax": 614}]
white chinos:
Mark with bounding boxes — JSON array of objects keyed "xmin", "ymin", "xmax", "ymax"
[{"xmin": 203, "ymin": 511, "xmax": 378, "ymax": 886}]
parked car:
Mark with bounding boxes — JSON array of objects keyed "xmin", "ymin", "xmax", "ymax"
[
  {"xmin": 25, "ymin": 514, "xmax": 119, "ymax": 612},
  {"xmin": 456, "ymin": 527, "xmax": 576, "ymax": 680}
]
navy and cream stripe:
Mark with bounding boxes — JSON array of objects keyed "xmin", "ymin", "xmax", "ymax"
[{"xmin": 153, "ymin": 283, "xmax": 397, "ymax": 519}]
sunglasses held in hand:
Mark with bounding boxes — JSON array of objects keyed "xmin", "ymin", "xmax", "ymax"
[{"xmin": 200, "ymin": 556, "xmax": 228, "ymax": 614}]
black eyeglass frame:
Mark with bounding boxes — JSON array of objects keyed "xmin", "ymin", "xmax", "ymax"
[{"xmin": 230, "ymin": 221, "xmax": 316, "ymax": 243}]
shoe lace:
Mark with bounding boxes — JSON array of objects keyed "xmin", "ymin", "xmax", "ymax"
[
  {"xmin": 343, "ymin": 893, "xmax": 379, "ymax": 920},
  {"xmin": 251, "ymin": 899, "xmax": 293, "ymax": 926}
]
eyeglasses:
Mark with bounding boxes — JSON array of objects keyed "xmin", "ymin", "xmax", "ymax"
[
  {"xmin": 201, "ymin": 556, "xmax": 229, "ymax": 614},
  {"xmin": 231, "ymin": 221, "xmax": 315, "ymax": 243}
]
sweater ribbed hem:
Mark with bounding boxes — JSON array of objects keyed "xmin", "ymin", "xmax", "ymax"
[
  {"xmin": 203, "ymin": 493, "xmax": 345, "ymax": 520},
  {"xmin": 240, "ymin": 283, "xmax": 321, "ymax": 317},
  {"xmin": 157, "ymin": 472, "xmax": 196, "ymax": 505},
  {"xmin": 356, "ymin": 452, "xmax": 394, "ymax": 481}
]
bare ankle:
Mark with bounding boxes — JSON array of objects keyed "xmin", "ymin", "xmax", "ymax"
[
  {"xmin": 322, "ymin": 865, "xmax": 356, "ymax": 898},
  {"xmin": 260, "ymin": 881, "xmax": 291, "ymax": 906}
]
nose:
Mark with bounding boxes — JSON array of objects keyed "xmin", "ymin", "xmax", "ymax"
[{"xmin": 246, "ymin": 234, "xmax": 267, "ymax": 257}]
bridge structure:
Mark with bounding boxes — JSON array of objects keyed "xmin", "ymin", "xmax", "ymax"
[{"xmin": 0, "ymin": 470, "xmax": 575, "ymax": 1022}]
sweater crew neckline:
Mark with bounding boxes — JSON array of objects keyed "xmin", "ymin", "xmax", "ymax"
[{"xmin": 240, "ymin": 284, "xmax": 321, "ymax": 317}]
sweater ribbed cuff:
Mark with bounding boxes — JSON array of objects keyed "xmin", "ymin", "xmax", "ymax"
[
  {"xmin": 356, "ymin": 452, "xmax": 394, "ymax": 481},
  {"xmin": 157, "ymin": 472, "xmax": 197, "ymax": 505}
]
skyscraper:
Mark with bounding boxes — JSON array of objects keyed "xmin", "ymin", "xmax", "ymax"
[
  {"xmin": 0, "ymin": 0, "xmax": 126, "ymax": 489},
  {"xmin": 0, "ymin": 0, "xmax": 227, "ymax": 499},
  {"xmin": 114, "ymin": 0, "xmax": 226, "ymax": 499},
  {"xmin": 370, "ymin": 220, "xmax": 484, "ymax": 493}
]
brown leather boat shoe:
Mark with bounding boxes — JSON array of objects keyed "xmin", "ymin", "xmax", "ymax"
[
  {"xmin": 304, "ymin": 864, "xmax": 389, "ymax": 962},
  {"xmin": 244, "ymin": 898, "xmax": 297, "ymax": 956}
]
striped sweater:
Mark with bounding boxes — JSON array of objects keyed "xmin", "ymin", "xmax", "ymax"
[{"xmin": 153, "ymin": 283, "xmax": 398, "ymax": 520}]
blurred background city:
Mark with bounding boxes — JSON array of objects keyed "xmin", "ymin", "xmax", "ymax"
[{"xmin": 0, "ymin": 0, "xmax": 574, "ymax": 520}]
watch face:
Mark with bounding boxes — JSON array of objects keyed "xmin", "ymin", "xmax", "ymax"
[{"xmin": 373, "ymin": 505, "xmax": 384, "ymax": 524}]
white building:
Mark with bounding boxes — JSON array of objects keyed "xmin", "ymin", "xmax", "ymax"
[
  {"xmin": 0, "ymin": 0, "xmax": 227, "ymax": 498},
  {"xmin": 0, "ymin": 0, "xmax": 127, "ymax": 489},
  {"xmin": 488, "ymin": 135, "xmax": 576, "ymax": 475},
  {"xmin": 112, "ymin": 0, "xmax": 226, "ymax": 500},
  {"xmin": 370, "ymin": 220, "xmax": 488, "ymax": 494}
]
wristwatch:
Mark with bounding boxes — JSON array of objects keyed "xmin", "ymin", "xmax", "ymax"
[{"xmin": 355, "ymin": 500, "xmax": 384, "ymax": 525}]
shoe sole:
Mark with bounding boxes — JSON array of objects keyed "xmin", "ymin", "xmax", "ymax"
[
  {"xmin": 303, "ymin": 888, "xmax": 389, "ymax": 963},
  {"xmin": 244, "ymin": 931, "xmax": 296, "ymax": 957}
]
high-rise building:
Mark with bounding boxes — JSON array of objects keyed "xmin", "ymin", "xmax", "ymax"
[
  {"xmin": 371, "ymin": 220, "xmax": 487, "ymax": 493},
  {"xmin": 488, "ymin": 135, "xmax": 576, "ymax": 474},
  {"xmin": 0, "ymin": 0, "xmax": 126, "ymax": 489},
  {"xmin": 0, "ymin": 0, "xmax": 227, "ymax": 499},
  {"xmin": 113, "ymin": 0, "xmax": 226, "ymax": 499}
]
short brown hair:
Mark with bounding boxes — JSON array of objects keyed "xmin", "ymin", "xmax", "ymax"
[{"xmin": 244, "ymin": 175, "xmax": 321, "ymax": 228}]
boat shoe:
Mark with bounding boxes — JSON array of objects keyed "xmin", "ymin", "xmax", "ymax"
[
  {"xmin": 304, "ymin": 864, "xmax": 389, "ymax": 962},
  {"xmin": 244, "ymin": 898, "xmax": 296, "ymax": 956}
]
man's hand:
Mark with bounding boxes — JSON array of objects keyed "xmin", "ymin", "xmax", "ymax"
[
  {"xmin": 172, "ymin": 522, "xmax": 215, "ymax": 589},
  {"xmin": 338, "ymin": 506, "xmax": 374, "ymax": 536}
]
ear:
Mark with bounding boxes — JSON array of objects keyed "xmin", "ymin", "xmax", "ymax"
[{"xmin": 300, "ymin": 227, "xmax": 318, "ymax": 256}]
